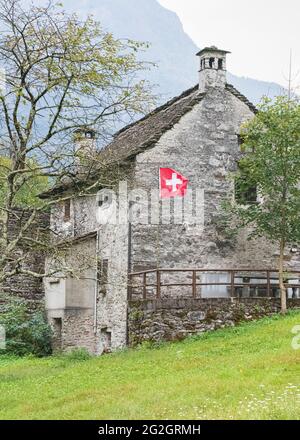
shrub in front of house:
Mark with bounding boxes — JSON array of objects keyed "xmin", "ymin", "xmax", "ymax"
[{"xmin": 0, "ymin": 295, "xmax": 52, "ymax": 357}]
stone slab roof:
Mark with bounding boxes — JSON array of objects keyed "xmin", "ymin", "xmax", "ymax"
[
  {"xmin": 226, "ymin": 84, "xmax": 257, "ymax": 114},
  {"xmin": 40, "ymin": 83, "xmax": 256, "ymax": 199},
  {"xmin": 103, "ymin": 85, "xmax": 204, "ymax": 163}
]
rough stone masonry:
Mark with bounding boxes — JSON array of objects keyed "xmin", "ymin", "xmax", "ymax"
[
  {"xmin": 41, "ymin": 46, "xmax": 300, "ymax": 354},
  {"xmin": 1, "ymin": 209, "xmax": 49, "ymax": 307},
  {"xmin": 128, "ymin": 298, "xmax": 300, "ymax": 346}
]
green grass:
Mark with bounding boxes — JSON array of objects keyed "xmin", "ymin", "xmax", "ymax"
[{"xmin": 1, "ymin": 311, "xmax": 300, "ymax": 420}]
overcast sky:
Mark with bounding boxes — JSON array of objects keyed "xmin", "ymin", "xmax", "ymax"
[{"xmin": 158, "ymin": 0, "xmax": 300, "ymax": 89}]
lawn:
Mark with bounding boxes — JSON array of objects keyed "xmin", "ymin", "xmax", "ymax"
[{"xmin": 0, "ymin": 311, "xmax": 300, "ymax": 420}]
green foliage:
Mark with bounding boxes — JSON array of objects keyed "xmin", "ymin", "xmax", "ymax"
[
  {"xmin": 0, "ymin": 1, "xmax": 154, "ymax": 147},
  {"xmin": 0, "ymin": 296, "xmax": 52, "ymax": 357},
  {"xmin": 0, "ymin": 157, "xmax": 49, "ymax": 208},
  {"xmin": 0, "ymin": 311, "xmax": 299, "ymax": 419},
  {"xmin": 0, "ymin": 0, "xmax": 154, "ymax": 216},
  {"xmin": 227, "ymin": 97, "xmax": 300, "ymax": 243},
  {"xmin": 224, "ymin": 96, "xmax": 300, "ymax": 312},
  {"xmin": 228, "ymin": 96, "xmax": 300, "ymax": 244},
  {"xmin": 234, "ymin": 161, "xmax": 258, "ymax": 205},
  {"xmin": 61, "ymin": 348, "xmax": 92, "ymax": 362}
]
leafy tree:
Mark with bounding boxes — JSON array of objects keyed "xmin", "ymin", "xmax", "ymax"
[
  {"xmin": 0, "ymin": 0, "xmax": 153, "ymax": 283},
  {"xmin": 228, "ymin": 96, "xmax": 300, "ymax": 313},
  {"xmin": 0, "ymin": 156, "xmax": 48, "ymax": 207}
]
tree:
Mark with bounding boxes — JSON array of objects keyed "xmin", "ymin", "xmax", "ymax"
[
  {"xmin": 0, "ymin": 0, "xmax": 154, "ymax": 284},
  {"xmin": 228, "ymin": 96, "xmax": 300, "ymax": 313},
  {"xmin": 0, "ymin": 156, "xmax": 49, "ymax": 207}
]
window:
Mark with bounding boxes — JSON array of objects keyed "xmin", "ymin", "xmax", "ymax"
[
  {"xmin": 49, "ymin": 278, "xmax": 60, "ymax": 285},
  {"xmin": 234, "ymin": 163, "xmax": 257, "ymax": 205},
  {"xmin": 237, "ymin": 134, "xmax": 255, "ymax": 153},
  {"xmin": 52, "ymin": 317, "xmax": 62, "ymax": 331},
  {"xmin": 63, "ymin": 199, "xmax": 71, "ymax": 222},
  {"xmin": 84, "ymin": 130, "xmax": 95, "ymax": 139},
  {"xmin": 101, "ymin": 327, "xmax": 111, "ymax": 353},
  {"xmin": 52, "ymin": 318, "xmax": 62, "ymax": 351},
  {"xmin": 218, "ymin": 58, "xmax": 223, "ymax": 70},
  {"xmin": 98, "ymin": 195, "xmax": 109, "ymax": 207},
  {"xmin": 209, "ymin": 57, "xmax": 215, "ymax": 68}
]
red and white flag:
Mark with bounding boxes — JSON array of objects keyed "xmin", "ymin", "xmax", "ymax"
[{"xmin": 159, "ymin": 168, "xmax": 188, "ymax": 198}]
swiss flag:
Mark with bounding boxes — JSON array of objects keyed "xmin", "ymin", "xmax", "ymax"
[{"xmin": 159, "ymin": 168, "xmax": 189, "ymax": 198}]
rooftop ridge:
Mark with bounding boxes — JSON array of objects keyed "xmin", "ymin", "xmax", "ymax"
[{"xmin": 226, "ymin": 83, "xmax": 258, "ymax": 113}]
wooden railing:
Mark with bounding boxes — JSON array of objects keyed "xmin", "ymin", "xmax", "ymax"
[{"xmin": 128, "ymin": 268, "xmax": 300, "ymax": 300}]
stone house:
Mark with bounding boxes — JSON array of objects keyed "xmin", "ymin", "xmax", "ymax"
[{"xmin": 41, "ymin": 47, "xmax": 300, "ymax": 354}]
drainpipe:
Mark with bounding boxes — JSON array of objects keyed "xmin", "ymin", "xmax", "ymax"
[{"xmin": 93, "ymin": 229, "xmax": 100, "ymax": 335}]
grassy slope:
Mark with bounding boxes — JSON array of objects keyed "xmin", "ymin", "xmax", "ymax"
[{"xmin": 0, "ymin": 312, "xmax": 300, "ymax": 420}]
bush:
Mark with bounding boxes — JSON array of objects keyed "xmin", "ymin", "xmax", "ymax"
[{"xmin": 0, "ymin": 295, "xmax": 52, "ymax": 357}]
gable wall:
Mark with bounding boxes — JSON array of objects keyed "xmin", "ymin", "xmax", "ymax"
[{"xmin": 130, "ymin": 88, "xmax": 300, "ymax": 295}]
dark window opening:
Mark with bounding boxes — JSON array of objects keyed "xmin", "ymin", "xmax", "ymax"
[
  {"xmin": 98, "ymin": 195, "xmax": 109, "ymax": 207},
  {"xmin": 52, "ymin": 318, "xmax": 62, "ymax": 351},
  {"xmin": 74, "ymin": 128, "xmax": 96, "ymax": 141},
  {"xmin": 98, "ymin": 259, "xmax": 108, "ymax": 295},
  {"xmin": 49, "ymin": 278, "xmax": 60, "ymax": 285},
  {"xmin": 63, "ymin": 199, "xmax": 71, "ymax": 221},
  {"xmin": 101, "ymin": 327, "xmax": 111, "ymax": 353},
  {"xmin": 235, "ymin": 166, "xmax": 258, "ymax": 205},
  {"xmin": 218, "ymin": 58, "xmax": 223, "ymax": 70},
  {"xmin": 53, "ymin": 317, "xmax": 62, "ymax": 330},
  {"xmin": 209, "ymin": 57, "xmax": 215, "ymax": 68},
  {"xmin": 237, "ymin": 134, "xmax": 244, "ymax": 151},
  {"xmin": 237, "ymin": 134, "xmax": 255, "ymax": 153}
]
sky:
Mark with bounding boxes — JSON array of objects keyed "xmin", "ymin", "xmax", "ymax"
[{"xmin": 158, "ymin": 0, "xmax": 300, "ymax": 89}]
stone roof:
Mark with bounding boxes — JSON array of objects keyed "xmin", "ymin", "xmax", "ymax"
[
  {"xmin": 104, "ymin": 83, "xmax": 256, "ymax": 161},
  {"xmin": 40, "ymin": 83, "xmax": 256, "ymax": 199},
  {"xmin": 226, "ymin": 84, "xmax": 258, "ymax": 114},
  {"xmin": 102, "ymin": 84, "xmax": 204, "ymax": 163},
  {"xmin": 57, "ymin": 230, "xmax": 97, "ymax": 247},
  {"xmin": 196, "ymin": 46, "xmax": 231, "ymax": 56}
]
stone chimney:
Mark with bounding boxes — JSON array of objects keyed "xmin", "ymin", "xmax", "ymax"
[
  {"xmin": 73, "ymin": 127, "xmax": 97, "ymax": 160},
  {"xmin": 196, "ymin": 46, "xmax": 230, "ymax": 93}
]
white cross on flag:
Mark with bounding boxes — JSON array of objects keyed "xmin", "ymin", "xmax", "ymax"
[{"xmin": 159, "ymin": 168, "xmax": 189, "ymax": 198}]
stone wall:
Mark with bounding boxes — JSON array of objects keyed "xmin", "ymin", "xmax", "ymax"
[
  {"xmin": 96, "ymin": 223, "xmax": 129, "ymax": 353},
  {"xmin": 54, "ymin": 309, "xmax": 96, "ymax": 354},
  {"xmin": 131, "ymin": 87, "xmax": 300, "ymax": 273},
  {"xmin": 46, "ymin": 204, "xmax": 129, "ymax": 354},
  {"xmin": 1, "ymin": 209, "xmax": 49, "ymax": 305},
  {"xmin": 128, "ymin": 298, "xmax": 300, "ymax": 346}
]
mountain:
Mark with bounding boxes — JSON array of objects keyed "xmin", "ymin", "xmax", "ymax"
[{"xmin": 64, "ymin": 0, "xmax": 284, "ymax": 104}]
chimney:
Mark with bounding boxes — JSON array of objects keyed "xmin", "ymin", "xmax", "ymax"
[
  {"xmin": 73, "ymin": 127, "xmax": 97, "ymax": 161},
  {"xmin": 196, "ymin": 46, "xmax": 231, "ymax": 93}
]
